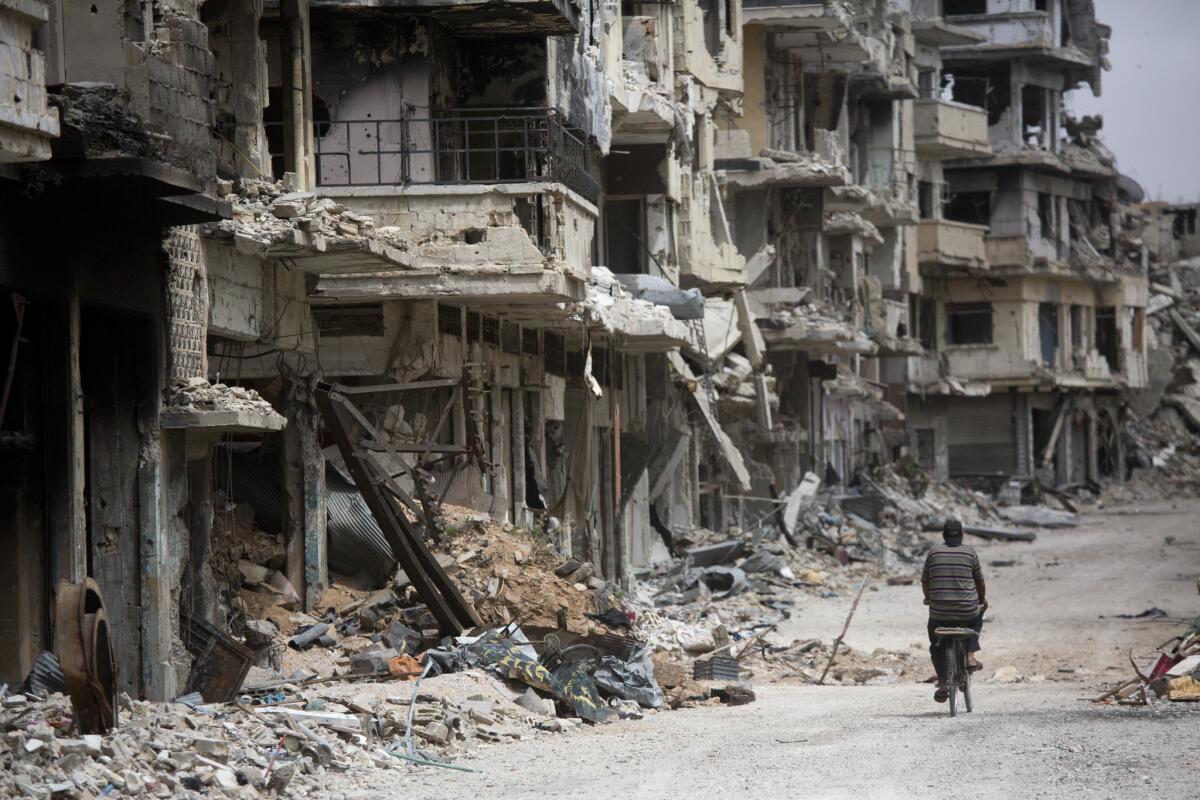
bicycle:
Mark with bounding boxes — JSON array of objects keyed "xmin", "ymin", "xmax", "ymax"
[{"xmin": 934, "ymin": 627, "xmax": 976, "ymax": 717}]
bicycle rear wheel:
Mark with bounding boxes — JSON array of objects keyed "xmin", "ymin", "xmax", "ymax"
[
  {"xmin": 946, "ymin": 643, "xmax": 959, "ymax": 717},
  {"xmin": 964, "ymin": 668, "xmax": 973, "ymax": 713}
]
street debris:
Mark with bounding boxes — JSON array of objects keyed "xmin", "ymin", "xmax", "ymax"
[{"xmin": 1093, "ymin": 603, "xmax": 1200, "ymax": 705}]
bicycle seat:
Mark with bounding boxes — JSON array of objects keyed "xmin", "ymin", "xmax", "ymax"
[{"xmin": 934, "ymin": 627, "xmax": 976, "ymax": 638}]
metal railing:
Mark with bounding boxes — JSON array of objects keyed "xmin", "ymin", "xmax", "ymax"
[
  {"xmin": 742, "ymin": 0, "xmax": 823, "ymax": 7},
  {"xmin": 313, "ymin": 107, "xmax": 599, "ymax": 202}
]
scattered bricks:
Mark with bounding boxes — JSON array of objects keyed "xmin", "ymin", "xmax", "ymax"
[
  {"xmin": 214, "ymin": 769, "xmax": 240, "ymax": 791},
  {"xmin": 473, "ymin": 726, "xmax": 503, "ymax": 743},
  {"xmin": 123, "ymin": 770, "xmax": 145, "ymax": 794},
  {"xmin": 192, "ymin": 738, "xmax": 230, "ymax": 761},
  {"xmin": 382, "ymin": 621, "xmax": 421, "ymax": 653},
  {"xmin": 266, "ymin": 762, "xmax": 295, "ymax": 793},
  {"xmin": 236, "ymin": 766, "xmax": 265, "ymax": 788},
  {"xmin": 349, "ymin": 648, "xmax": 399, "ymax": 675},
  {"xmin": 2, "ymin": 694, "xmax": 27, "ymax": 707},
  {"xmin": 514, "ymin": 688, "xmax": 556, "ymax": 718},
  {"xmin": 461, "ymin": 700, "xmax": 495, "ymax": 726},
  {"xmin": 414, "ymin": 722, "xmax": 450, "ymax": 745},
  {"xmin": 58, "ymin": 738, "xmax": 101, "ymax": 756}
]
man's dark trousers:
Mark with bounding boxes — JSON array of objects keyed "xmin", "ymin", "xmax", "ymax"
[{"xmin": 928, "ymin": 614, "xmax": 983, "ymax": 684}]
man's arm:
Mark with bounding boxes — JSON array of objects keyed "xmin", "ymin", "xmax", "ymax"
[
  {"xmin": 921, "ymin": 555, "xmax": 931, "ymax": 605},
  {"xmin": 975, "ymin": 577, "xmax": 988, "ymax": 612},
  {"xmin": 973, "ymin": 552, "xmax": 988, "ymax": 612}
]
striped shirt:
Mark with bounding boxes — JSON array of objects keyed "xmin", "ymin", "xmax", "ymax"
[{"xmin": 922, "ymin": 542, "xmax": 983, "ymax": 621}]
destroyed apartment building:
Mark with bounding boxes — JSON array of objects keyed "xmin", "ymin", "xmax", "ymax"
[{"xmin": 0, "ymin": 0, "xmax": 1163, "ymax": 753}]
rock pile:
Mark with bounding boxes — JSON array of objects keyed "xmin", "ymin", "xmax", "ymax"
[
  {"xmin": 167, "ymin": 378, "xmax": 280, "ymax": 418},
  {"xmin": 205, "ymin": 178, "xmax": 409, "ymax": 255}
]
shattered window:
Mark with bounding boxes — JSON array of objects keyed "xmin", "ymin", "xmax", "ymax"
[
  {"xmin": 943, "ymin": 0, "xmax": 987, "ymax": 17},
  {"xmin": 945, "ymin": 190, "xmax": 991, "ymax": 226},
  {"xmin": 946, "ymin": 302, "xmax": 993, "ymax": 345},
  {"xmin": 1096, "ymin": 307, "xmax": 1119, "ymax": 372},
  {"xmin": 1038, "ymin": 193, "xmax": 1056, "ymax": 241}
]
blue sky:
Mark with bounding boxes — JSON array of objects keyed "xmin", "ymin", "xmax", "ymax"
[{"xmin": 1068, "ymin": 0, "xmax": 1200, "ymax": 203}]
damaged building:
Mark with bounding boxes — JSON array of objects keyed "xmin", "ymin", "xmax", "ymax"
[
  {"xmin": 903, "ymin": 0, "xmax": 1148, "ymax": 487},
  {"xmin": 0, "ymin": 0, "xmax": 750, "ymax": 699},
  {"xmin": 0, "ymin": 0, "xmax": 1152, "ymax": 709}
]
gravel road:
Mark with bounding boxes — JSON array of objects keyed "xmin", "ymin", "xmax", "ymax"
[{"xmin": 333, "ymin": 500, "xmax": 1200, "ymax": 799}]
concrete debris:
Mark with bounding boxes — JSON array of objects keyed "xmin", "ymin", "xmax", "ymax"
[
  {"xmin": 0, "ymin": 667, "xmax": 556, "ymax": 799},
  {"xmin": 204, "ymin": 178, "xmax": 409, "ymax": 257},
  {"xmin": 167, "ymin": 377, "xmax": 282, "ymax": 419}
]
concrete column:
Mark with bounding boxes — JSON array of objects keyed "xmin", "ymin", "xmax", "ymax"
[
  {"xmin": 143, "ymin": 429, "xmax": 185, "ymax": 702},
  {"xmin": 1087, "ymin": 409, "xmax": 1099, "ymax": 482},
  {"xmin": 279, "ymin": 0, "xmax": 313, "ymax": 188},
  {"xmin": 512, "ymin": 388, "xmax": 527, "ymax": 526},
  {"xmin": 284, "ymin": 379, "xmax": 326, "ymax": 611}
]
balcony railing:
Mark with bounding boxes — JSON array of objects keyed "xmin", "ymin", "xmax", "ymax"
[
  {"xmin": 313, "ymin": 107, "xmax": 599, "ymax": 202},
  {"xmin": 742, "ymin": 0, "xmax": 822, "ymax": 7}
]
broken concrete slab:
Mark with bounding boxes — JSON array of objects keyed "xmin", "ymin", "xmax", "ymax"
[{"xmin": 997, "ymin": 506, "xmax": 1079, "ymax": 529}]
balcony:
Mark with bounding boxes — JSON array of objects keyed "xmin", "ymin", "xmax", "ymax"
[
  {"xmin": 742, "ymin": 0, "xmax": 842, "ymax": 29},
  {"xmin": 308, "ymin": 0, "xmax": 578, "ymax": 36},
  {"xmin": 913, "ymin": 100, "xmax": 990, "ymax": 159},
  {"xmin": 0, "ymin": 1, "xmax": 60, "ymax": 163},
  {"xmin": 313, "ymin": 108, "xmax": 599, "ymax": 203},
  {"xmin": 939, "ymin": 11, "xmax": 1101, "ymax": 69},
  {"xmin": 918, "ymin": 219, "xmax": 988, "ymax": 273}
]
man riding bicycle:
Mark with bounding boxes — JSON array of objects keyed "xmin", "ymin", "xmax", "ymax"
[{"xmin": 921, "ymin": 519, "xmax": 988, "ymax": 703}]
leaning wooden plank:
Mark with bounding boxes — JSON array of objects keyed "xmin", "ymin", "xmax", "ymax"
[
  {"xmin": 316, "ymin": 385, "xmax": 479, "ymax": 635},
  {"xmin": 1169, "ymin": 310, "xmax": 1200, "ymax": 354},
  {"xmin": 667, "ymin": 352, "xmax": 752, "ymax": 491}
]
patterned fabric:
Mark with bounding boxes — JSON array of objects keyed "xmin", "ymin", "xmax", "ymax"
[{"xmin": 922, "ymin": 542, "xmax": 983, "ymax": 621}]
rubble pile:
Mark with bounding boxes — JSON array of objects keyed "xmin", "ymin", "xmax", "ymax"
[
  {"xmin": 167, "ymin": 378, "xmax": 280, "ymax": 418},
  {"xmin": 1121, "ymin": 243, "xmax": 1200, "ymax": 497},
  {"xmin": 440, "ymin": 506, "xmax": 600, "ymax": 634},
  {"xmin": 46, "ymin": 84, "xmax": 167, "ymax": 164},
  {"xmin": 0, "ymin": 667, "xmax": 582, "ymax": 799},
  {"xmin": 205, "ymin": 178, "xmax": 409, "ymax": 254}
]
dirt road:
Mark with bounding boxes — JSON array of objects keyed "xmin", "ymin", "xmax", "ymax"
[{"xmin": 338, "ymin": 500, "xmax": 1200, "ymax": 799}]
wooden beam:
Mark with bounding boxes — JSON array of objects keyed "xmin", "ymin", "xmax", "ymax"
[
  {"xmin": 648, "ymin": 428, "xmax": 690, "ymax": 502},
  {"xmin": 1040, "ymin": 396, "xmax": 1071, "ymax": 470},
  {"xmin": 1170, "ymin": 310, "xmax": 1200, "ymax": 355},
  {"xmin": 65, "ymin": 287, "xmax": 86, "ymax": 582}
]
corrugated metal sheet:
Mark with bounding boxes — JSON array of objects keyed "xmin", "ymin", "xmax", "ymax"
[
  {"xmin": 323, "ymin": 450, "xmax": 396, "ymax": 581},
  {"xmin": 215, "ymin": 447, "xmax": 396, "ymax": 581},
  {"xmin": 949, "ymin": 395, "xmax": 1016, "ymax": 476}
]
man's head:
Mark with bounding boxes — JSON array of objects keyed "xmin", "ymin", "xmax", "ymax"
[{"xmin": 943, "ymin": 518, "xmax": 964, "ymax": 544}]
